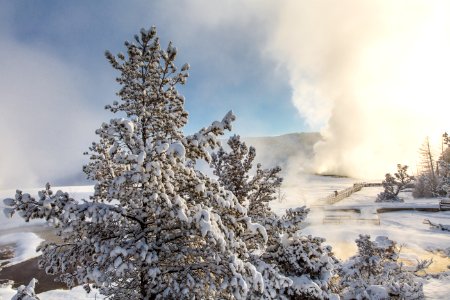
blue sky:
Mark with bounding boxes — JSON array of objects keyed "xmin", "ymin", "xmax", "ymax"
[
  {"xmin": 3, "ymin": 0, "xmax": 448, "ymax": 187},
  {"xmin": 0, "ymin": 0, "xmax": 311, "ymax": 188},
  {"xmin": 2, "ymin": 0, "xmax": 307, "ymax": 136}
]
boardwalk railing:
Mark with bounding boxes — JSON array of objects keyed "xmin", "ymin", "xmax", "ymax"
[
  {"xmin": 363, "ymin": 182, "xmax": 383, "ymax": 187},
  {"xmin": 321, "ymin": 183, "xmax": 364, "ymax": 205},
  {"xmin": 319, "ymin": 182, "xmax": 383, "ymax": 225},
  {"xmin": 318, "ymin": 182, "xmax": 382, "ymax": 205},
  {"xmin": 439, "ymin": 199, "xmax": 450, "ymax": 211},
  {"xmin": 322, "ymin": 215, "xmax": 352, "ymax": 224},
  {"xmin": 323, "ymin": 215, "xmax": 380, "ymax": 225}
]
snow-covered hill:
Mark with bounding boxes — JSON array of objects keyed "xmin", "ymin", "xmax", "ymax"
[
  {"xmin": 42, "ymin": 132, "xmax": 321, "ymax": 188},
  {"xmin": 243, "ymin": 132, "xmax": 321, "ymax": 173}
]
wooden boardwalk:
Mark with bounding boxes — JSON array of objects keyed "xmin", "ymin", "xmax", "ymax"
[
  {"xmin": 319, "ymin": 182, "xmax": 380, "ymax": 225},
  {"xmin": 318, "ymin": 182, "xmax": 381, "ymax": 205},
  {"xmin": 440, "ymin": 199, "xmax": 450, "ymax": 211},
  {"xmin": 317, "ymin": 182, "xmax": 447, "ymax": 225},
  {"xmin": 322, "ymin": 213, "xmax": 380, "ymax": 225}
]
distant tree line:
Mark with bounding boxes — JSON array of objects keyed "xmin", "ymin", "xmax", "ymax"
[
  {"xmin": 377, "ymin": 132, "xmax": 450, "ymax": 202},
  {"xmin": 413, "ymin": 133, "xmax": 450, "ymax": 198}
]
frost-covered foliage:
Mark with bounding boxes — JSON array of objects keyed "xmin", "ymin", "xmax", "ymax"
[
  {"xmin": 3, "ymin": 27, "xmax": 270, "ymax": 299},
  {"xmin": 12, "ymin": 278, "xmax": 39, "ymax": 300},
  {"xmin": 423, "ymin": 219, "xmax": 450, "ymax": 232},
  {"xmin": 211, "ymin": 135, "xmax": 282, "ymax": 216},
  {"xmin": 436, "ymin": 133, "xmax": 450, "ymax": 197},
  {"xmin": 376, "ymin": 165, "xmax": 413, "ymax": 202},
  {"xmin": 413, "ymin": 137, "xmax": 442, "ymax": 198},
  {"xmin": 266, "ymin": 235, "xmax": 339, "ymax": 299},
  {"xmin": 414, "ymin": 132, "xmax": 450, "ymax": 198},
  {"xmin": 437, "ymin": 158, "xmax": 450, "ymax": 196},
  {"xmin": 248, "ymin": 259, "xmax": 292, "ymax": 299},
  {"xmin": 253, "ymin": 208, "xmax": 339, "ymax": 300},
  {"xmin": 412, "ymin": 174, "xmax": 435, "ymax": 198},
  {"xmin": 212, "ymin": 134, "xmax": 282, "ymax": 251},
  {"xmin": 339, "ymin": 235, "xmax": 424, "ymax": 300},
  {"xmin": 212, "ymin": 136, "xmax": 339, "ymax": 299}
]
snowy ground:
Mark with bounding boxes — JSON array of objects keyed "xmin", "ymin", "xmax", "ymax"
[
  {"xmin": 286, "ymin": 181, "xmax": 450, "ymax": 299},
  {"xmin": 0, "ymin": 185, "xmax": 96, "ymax": 299},
  {"xmin": 0, "ymin": 284, "xmax": 102, "ymax": 299},
  {"xmin": 332, "ymin": 186, "xmax": 443, "ymax": 210},
  {"xmin": 0, "ymin": 179, "xmax": 449, "ymax": 299},
  {"xmin": 0, "ymin": 233, "xmax": 43, "ymax": 268},
  {"xmin": 272, "ymin": 174, "xmax": 356, "ymax": 213},
  {"xmin": 303, "ymin": 185, "xmax": 450, "ymax": 255}
]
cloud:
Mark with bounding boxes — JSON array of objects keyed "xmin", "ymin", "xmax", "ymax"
[
  {"xmin": 0, "ymin": 0, "xmax": 282, "ymax": 189},
  {"xmin": 0, "ymin": 32, "xmax": 100, "ymax": 189},
  {"xmin": 125, "ymin": 0, "xmax": 294, "ymax": 135},
  {"xmin": 5, "ymin": 0, "xmax": 447, "ymax": 190},
  {"xmin": 146, "ymin": 0, "xmax": 450, "ymax": 179},
  {"xmin": 266, "ymin": 0, "xmax": 450, "ymax": 178}
]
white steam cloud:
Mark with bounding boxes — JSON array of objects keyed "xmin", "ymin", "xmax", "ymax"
[
  {"xmin": 0, "ymin": 36, "xmax": 98, "ymax": 189},
  {"xmin": 267, "ymin": 0, "xmax": 450, "ymax": 179},
  {"xmin": 3, "ymin": 0, "xmax": 450, "ymax": 189}
]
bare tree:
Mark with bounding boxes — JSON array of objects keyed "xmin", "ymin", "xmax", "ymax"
[
  {"xmin": 419, "ymin": 137, "xmax": 436, "ymax": 178},
  {"xmin": 414, "ymin": 138, "xmax": 440, "ymax": 198}
]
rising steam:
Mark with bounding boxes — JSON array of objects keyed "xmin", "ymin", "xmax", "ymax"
[
  {"xmin": 267, "ymin": 0, "xmax": 450, "ymax": 179},
  {"xmin": 3, "ymin": 1, "xmax": 450, "ymax": 189}
]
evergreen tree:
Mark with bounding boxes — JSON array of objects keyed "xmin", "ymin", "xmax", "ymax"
[
  {"xmin": 4, "ymin": 27, "xmax": 268, "ymax": 299},
  {"xmin": 12, "ymin": 278, "xmax": 40, "ymax": 300},
  {"xmin": 339, "ymin": 235, "xmax": 424, "ymax": 300},
  {"xmin": 267, "ymin": 234, "xmax": 339, "ymax": 299},
  {"xmin": 376, "ymin": 164, "xmax": 413, "ymax": 202},
  {"xmin": 212, "ymin": 135, "xmax": 339, "ymax": 299},
  {"xmin": 437, "ymin": 132, "xmax": 450, "ymax": 197},
  {"xmin": 211, "ymin": 135, "xmax": 282, "ymax": 222}
]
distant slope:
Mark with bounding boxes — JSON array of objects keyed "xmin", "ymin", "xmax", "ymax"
[
  {"xmin": 242, "ymin": 132, "xmax": 321, "ymax": 173},
  {"xmin": 52, "ymin": 132, "xmax": 321, "ymax": 186}
]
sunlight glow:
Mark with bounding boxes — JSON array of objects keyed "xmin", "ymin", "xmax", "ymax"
[{"xmin": 269, "ymin": 0, "xmax": 450, "ymax": 178}]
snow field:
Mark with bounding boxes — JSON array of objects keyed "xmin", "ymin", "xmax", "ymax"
[
  {"xmin": 0, "ymin": 233, "xmax": 43, "ymax": 267},
  {"xmin": 1, "ymin": 179, "xmax": 449, "ymax": 298},
  {"xmin": 0, "ymin": 284, "xmax": 102, "ymax": 299}
]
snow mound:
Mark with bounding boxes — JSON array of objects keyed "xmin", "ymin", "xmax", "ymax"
[{"xmin": 0, "ymin": 232, "xmax": 43, "ymax": 266}]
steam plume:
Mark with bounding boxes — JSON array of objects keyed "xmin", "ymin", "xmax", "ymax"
[{"xmin": 267, "ymin": 0, "xmax": 450, "ymax": 178}]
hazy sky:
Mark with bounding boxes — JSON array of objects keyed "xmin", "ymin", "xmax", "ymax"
[
  {"xmin": 1, "ymin": 0, "xmax": 449, "ymax": 188},
  {"xmin": 1, "ymin": 0, "xmax": 303, "ymax": 135},
  {"xmin": 0, "ymin": 0, "xmax": 304, "ymax": 188}
]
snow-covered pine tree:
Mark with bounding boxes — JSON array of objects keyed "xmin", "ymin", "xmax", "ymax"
[
  {"xmin": 4, "ymin": 27, "xmax": 268, "ymax": 299},
  {"xmin": 339, "ymin": 235, "xmax": 424, "ymax": 300},
  {"xmin": 211, "ymin": 135, "xmax": 339, "ymax": 299},
  {"xmin": 211, "ymin": 135, "xmax": 282, "ymax": 223},
  {"xmin": 268, "ymin": 233, "xmax": 339, "ymax": 300},
  {"xmin": 211, "ymin": 135, "xmax": 306, "ymax": 248},
  {"xmin": 437, "ymin": 132, "xmax": 450, "ymax": 197},
  {"xmin": 12, "ymin": 278, "xmax": 40, "ymax": 300},
  {"xmin": 437, "ymin": 161, "xmax": 450, "ymax": 198},
  {"xmin": 211, "ymin": 135, "xmax": 292, "ymax": 298},
  {"xmin": 376, "ymin": 164, "xmax": 413, "ymax": 202}
]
